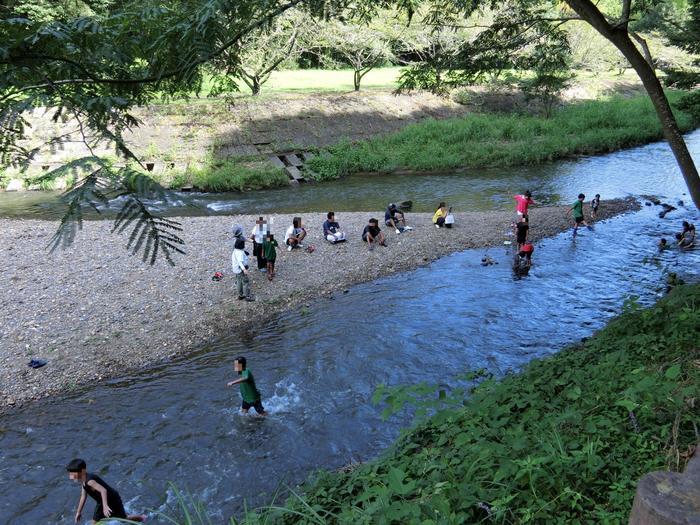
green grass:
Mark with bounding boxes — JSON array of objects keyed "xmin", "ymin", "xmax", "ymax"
[
  {"xmin": 168, "ymin": 157, "xmax": 289, "ymax": 192},
  {"xmin": 305, "ymin": 91, "xmax": 699, "ymax": 180},
  {"xmin": 226, "ymin": 283, "xmax": 699, "ymax": 524}
]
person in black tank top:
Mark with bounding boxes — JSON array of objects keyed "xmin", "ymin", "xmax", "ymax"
[{"xmin": 67, "ymin": 458, "xmax": 146, "ymax": 523}]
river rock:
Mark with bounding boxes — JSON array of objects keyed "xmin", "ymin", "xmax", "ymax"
[
  {"xmin": 5, "ymin": 179, "xmax": 23, "ymax": 192},
  {"xmin": 629, "ymin": 452, "xmax": 700, "ymax": 524}
]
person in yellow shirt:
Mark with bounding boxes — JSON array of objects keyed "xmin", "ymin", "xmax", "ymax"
[{"xmin": 433, "ymin": 202, "xmax": 448, "ymax": 228}]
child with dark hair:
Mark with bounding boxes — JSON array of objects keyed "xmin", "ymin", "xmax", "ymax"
[
  {"xmin": 284, "ymin": 217, "xmax": 306, "ymax": 251},
  {"xmin": 514, "ymin": 190, "xmax": 537, "ymax": 220},
  {"xmin": 591, "ymin": 194, "xmax": 601, "ymax": 219},
  {"xmin": 66, "ymin": 458, "xmax": 146, "ymax": 524},
  {"xmin": 682, "ymin": 221, "xmax": 696, "ymax": 243},
  {"xmin": 263, "ymin": 233, "xmax": 279, "ymax": 281},
  {"xmin": 227, "ymin": 356, "xmax": 267, "ymax": 416},
  {"xmin": 432, "ymin": 202, "xmax": 448, "ymax": 228},
  {"xmin": 323, "ymin": 212, "xmax": 346, "ymax": 243},
  {"xmin": 362, "ymin": 218, "xmax": 386, "ymax": 250},
  {"xmin": 569, "ymin": 193, "xmax": 589, "ymax": 235}
]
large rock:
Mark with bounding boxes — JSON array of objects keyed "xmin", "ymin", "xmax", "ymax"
[
  {"xmin": 5, "ymin": 179, "xmax": 23, "ymax": 191},
  {"xmin": 629, "ymin": 451, "xmax": 700, "ymax": 524}
]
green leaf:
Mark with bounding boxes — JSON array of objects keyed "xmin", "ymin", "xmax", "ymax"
[{"xmin": 665, "ymin": 365, "xmax": 681, "ymax": 379}]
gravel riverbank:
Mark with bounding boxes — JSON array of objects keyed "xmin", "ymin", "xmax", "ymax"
[{"xmin": 0, "ymin": 199, "xmax": 637, "ymax": 412}]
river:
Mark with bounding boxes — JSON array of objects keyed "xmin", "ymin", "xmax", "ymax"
[{"xmin": 1, "ymin": 133, "xmax": 699, "ymax": 524}]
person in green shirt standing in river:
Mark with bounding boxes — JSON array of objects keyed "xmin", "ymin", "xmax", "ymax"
[
  {"xmin": 227, "ymin": 356, "xmax": 267, "ymax": 416},
  {"xmin": 569, "ymin": 193, "xmax": 590, "ymax": 236}
]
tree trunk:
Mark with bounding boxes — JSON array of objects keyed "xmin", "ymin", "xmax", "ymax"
[
  {"xmin": 566, "ymin": 0, "xmax": 700, "ymax": 210},
  {"xmin": 353, "ymin": 70, "xmax": 361, "ymax": 91},
  {"xmin": 252, "ymin": 76, "xmax": 261, "ymax": 96}
]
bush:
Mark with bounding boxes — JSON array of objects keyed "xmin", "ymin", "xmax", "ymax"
[
  {"xmin": 242, "ymin": 284, "xmax": 700, "ymax": 524},
  {"xmin": 306, "ymin": 92, "xmax": 698, "ymax": 180},
  {"xmin": 169, "ymin": 159, "xmax": 288, "ymax": 192}
]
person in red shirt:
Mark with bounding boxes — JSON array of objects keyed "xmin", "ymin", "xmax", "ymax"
[
  {"xmin": 514, "ymin": 190, "xmax": 538, "ymax": 220},
  {"xmin": 515, "ymin": 241, "xmax": 534, "ymax": 274}
]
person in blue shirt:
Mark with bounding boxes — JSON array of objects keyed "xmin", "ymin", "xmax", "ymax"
[{"xmin": 323, "ymin": 211, "xmax": 347, "ymax": 243}]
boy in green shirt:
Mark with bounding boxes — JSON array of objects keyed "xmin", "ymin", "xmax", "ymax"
[
  {"xmin": 227, "ymin": 356, "xmax": 267, "ymax": 416},
  {"xmin": 569, "ymin": 193, "xmax": 589, "ymax": 236},
  {"xmin": 263, "ymin": 233, "xmax": 279, "ymax": 281}
]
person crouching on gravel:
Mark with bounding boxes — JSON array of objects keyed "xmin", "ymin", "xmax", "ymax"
[
  {"xmin": 385, "ymin": 203, "xmax": 413, "ymax": 234},
  {"xmin": 362, "ymin": 218, "xmax": 386, "ymax": 251},
  {"xmin": 433, "ymin": 202, "xmax": 448, "ymax": 228},
  {"xmin": 284, "ymin": 217, "xmax": 306, "ymax": 251}
]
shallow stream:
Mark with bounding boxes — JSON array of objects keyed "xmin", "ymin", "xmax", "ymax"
[{"xmin": 1, "ymin": 134, "xmax": 700, "ymax": 524}]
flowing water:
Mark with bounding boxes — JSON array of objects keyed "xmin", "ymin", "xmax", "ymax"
[
  {"xmin": 2, "ymin": 131, "xmax": 700, "ymax": 219},
  {"xmin": 1, "ymin": 134, "xmax": 700, "ymax": 525}
]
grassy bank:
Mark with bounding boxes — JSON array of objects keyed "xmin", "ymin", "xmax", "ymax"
[
  {"xmin": 306, "ymin": 92, "xmax": 698, "ymax": 180},
  {"xmin": 168, "ymin": 157, "xmax": 289, "ymax": 192},
  {"xmin": 214, "ymin": 284, "xmax": 699, "ymax": 524}
]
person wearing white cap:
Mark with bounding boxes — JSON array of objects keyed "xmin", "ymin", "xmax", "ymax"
[{"xmin": 231, "ymin": 224, "xmax": 254, "ymax": 301}]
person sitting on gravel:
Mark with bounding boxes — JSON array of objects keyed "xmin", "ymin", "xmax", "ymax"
[
  {"xmin": 323, "ymin": 211, "xmax": 346, "ymax": 243},
  {"xmin": 385, "ymin": 203, "xmax": 413, "ymax": 234},
  {"xmin": 232, "ymin": 224, "xmax": 254, "ymax": 301},
  {"xmin": 433, "ymin": 202, "xmax": 448, "ymax": 228},
  {"xmin": 362, "ymin": 218, "xmax": 386, "ymax": 250},
  {"xmin": 285, "ymin": 217, "xmax": 307, "ymax": 252}
]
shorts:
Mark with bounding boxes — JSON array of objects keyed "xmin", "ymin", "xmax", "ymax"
[
  {"xmin": 516, "ymin": 234, "xmax": 527, "ymax": 244},
  {"xmin": 242, "ymin": 399, "xmax": 265, "ymax": 413},
  {"xmin": 94, "ymin": 499, "xmax": 127, "ymax": 521},
  {"xmin": 575, "ymin": 215, "xmax": 584, "ymax": 224},
  {"xmin": 285, "ymin": 238, "xmax": 294, "ymax": 246}
]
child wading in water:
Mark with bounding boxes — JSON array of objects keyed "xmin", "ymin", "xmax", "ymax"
[
  {"xmin": 591, "ymin": 194, "xmax": 601, "ymax": 219},
  {"xmin": 66, "ymin": 458, "xmax": 146, "ymax": 524},
  {"xmin": 263, "ymin": 233, "xmax": 278, "ymax": 281},
  {"xmin": 227, "ymin": 356, "xmax": 267, "ymax": 416},
  {"xmin": 570, "ymin": 193, "xmax": 590, "ymax": 236}
]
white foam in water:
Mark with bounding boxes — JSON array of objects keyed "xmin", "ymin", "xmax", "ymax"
[
  {"xmin": 263, "ymin": 378, "xmax": 301, "ymax": 414},
  {"xmin": 206, "ymin": 201, "xmax": 236, "ymax": 212}
]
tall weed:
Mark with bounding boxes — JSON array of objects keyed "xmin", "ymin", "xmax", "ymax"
[{"xmin": 306, "ymin": 92, "xmax": 697, "ymax": 179}]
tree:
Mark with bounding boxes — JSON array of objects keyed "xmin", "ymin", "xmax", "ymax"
[
  {"xmin": 563, "ymin": 0, "xmax": 700, "ymax": 209},
  {"xmin": 310, "ymin": 19, "xmax": 394, "ymax": 91},
  {"xmin": 0, "ymin": 0, "xmax": 312, "ymax": 264},
  {"xmin": 212, "ymin": 10, "xmax": 306, "ymax": 96},
  {"xmin": 396, "ymin": 26, "xmax": 467, "ymax": 95},
  {"xmin": 518, "ymin": 31, "xmax": 573, "ymax": 117}
]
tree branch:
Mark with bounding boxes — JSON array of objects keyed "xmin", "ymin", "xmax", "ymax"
[{"xmin": 14, "ymin": 0, "xmax": 305, "ymax": 92}]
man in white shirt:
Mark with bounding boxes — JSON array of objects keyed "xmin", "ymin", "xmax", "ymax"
[{"xmin": 232, "ymin": 224, "xmax": 254, "ymax": 301}]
